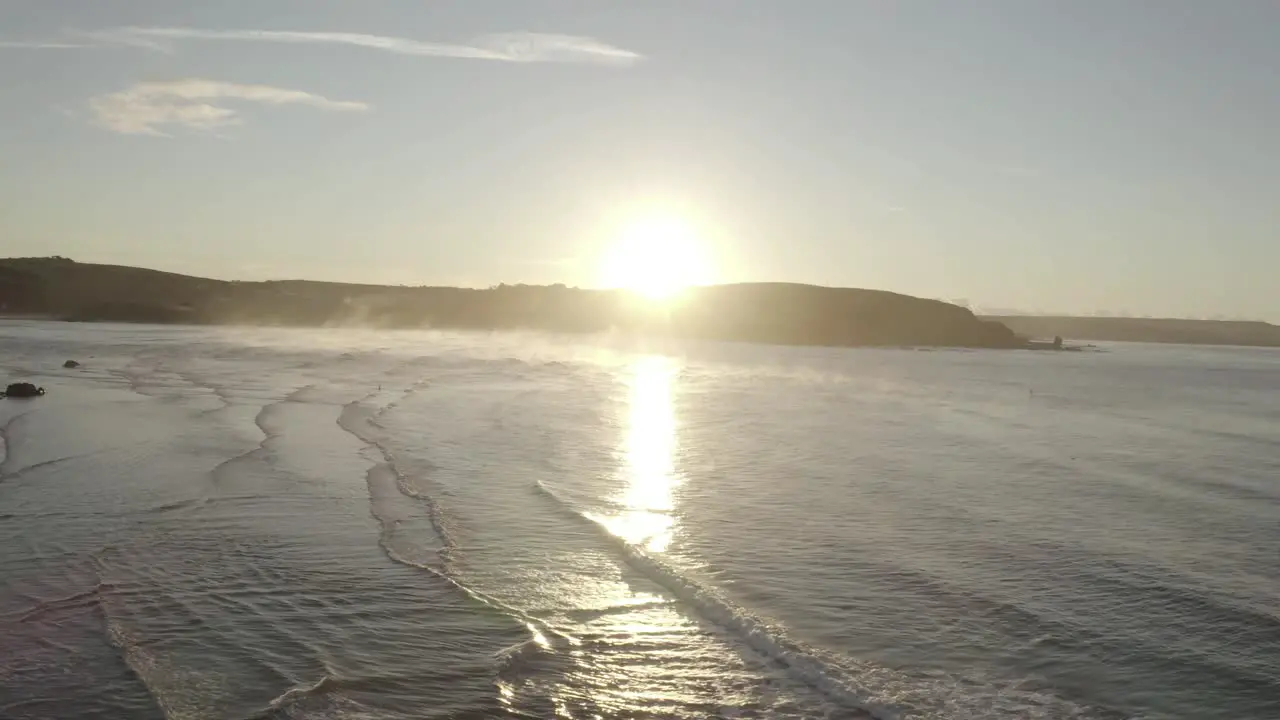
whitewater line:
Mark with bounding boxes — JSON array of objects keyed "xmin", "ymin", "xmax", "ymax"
[
  {"xmin": 1, "ymin": 447, "xmax": 118, "ymax": 481},
  {"xmin": 0, "ymin": 409, "xmax": 36, "ymax": 477},
  {"xmin": 332, "ymin": 385, "xmax": 580, "ymax": 711},
  {"xmin": 207, "ymin": 383, "xmax": 316, "ymax": 483},
  {"xmin": 337, "ymin": 393, "xmax": 456, "ymax": 558},
  {"xmin": 531, "ymin": 479, "xmax": 904, "ymax": 720}
]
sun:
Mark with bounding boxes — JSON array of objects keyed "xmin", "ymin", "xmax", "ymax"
[{"xmin": 599, "ymin": 215, "xmax": 713, "ymax": 302}]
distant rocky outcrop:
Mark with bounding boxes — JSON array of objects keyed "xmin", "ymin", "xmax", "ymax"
[
  {"xmin": 1, "ymin": 256, "xmax": 1023, "ymax": 349},
  {"xmin": 3, "ymin": 382, "xmax": 45, "ymax": 398}
]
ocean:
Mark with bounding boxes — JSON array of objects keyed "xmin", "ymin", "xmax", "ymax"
[{"xmin": 1, "ymin": 320, "xmax": 1276, "ymax": 719}]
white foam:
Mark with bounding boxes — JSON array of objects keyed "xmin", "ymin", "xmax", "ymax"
[
  {"xmin": 338, "ymin": 392, "xmax": 578, "ymax": 677},
  {"xmin": 533, "ymin": 479, "xmax": 905, "ymax": 720}
]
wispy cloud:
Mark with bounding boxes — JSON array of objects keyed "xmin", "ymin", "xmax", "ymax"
[
  {"xmin": 0, "ymin": 41, "xmax": 88, "ymax": 49},
  {"xmin": 86, "ymin": 26, "xmax": 642, "ymax": 65},
  {"xmin": 89, "ymin": 79, "xmax": 368, "ymax": 136}
]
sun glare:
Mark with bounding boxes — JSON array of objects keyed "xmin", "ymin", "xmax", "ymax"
[
  {"xmin": 591, "ymin": 354, "xmax": 682, "ymax": 553},
  {"xmin": 600, "ymin": 215, "xmax": 713, "ymax": 302}
]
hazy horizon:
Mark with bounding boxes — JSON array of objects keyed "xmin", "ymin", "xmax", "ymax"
[{"xmin": 3, "ymin": 1, "xmax": 1278, "ymax": 321}]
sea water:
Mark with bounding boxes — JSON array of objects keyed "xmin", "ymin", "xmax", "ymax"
[{"xmin": 1, "ymin": 321, "xmax": 1277, "ymax": 719}]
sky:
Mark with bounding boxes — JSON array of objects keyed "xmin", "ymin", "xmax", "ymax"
[{"xmin": 2, "ymin": 1, "xmax": 1278, "ymax": 319}]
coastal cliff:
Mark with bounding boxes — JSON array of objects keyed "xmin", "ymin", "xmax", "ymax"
[{"xmin": 1, "ymin": 257, "xmax": 1022, "ymax": 349}]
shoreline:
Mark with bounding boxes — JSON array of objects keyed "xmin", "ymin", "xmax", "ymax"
[
  {"xmin": 4, "ymin": 313, "xmax": 1044, "ymax": 351},
  {"xmin": 16, "ymin": 313, "xmax": 1280, "ymax": 353}
]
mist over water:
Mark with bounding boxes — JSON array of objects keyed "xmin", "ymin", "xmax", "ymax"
[{"xmin": 1, "ymin": 321, "xmax": 1277, "ymax": 719}]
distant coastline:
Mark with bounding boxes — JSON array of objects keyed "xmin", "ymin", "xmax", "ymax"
[
  {"xmin": 986, "ymin": 315, "xmax": 1280, "ymax": 349},
  {"xmin": 6, "ymin": 258, "xmax": 1275, "ymax": 350},
  {"xmin": 2, "ymin": 256, "xmax": 1030, "ymax": 350}
]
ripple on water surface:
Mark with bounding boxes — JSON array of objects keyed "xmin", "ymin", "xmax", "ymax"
[{"xmin": 1, "ymin": 323, "xmax": 1278, "ymax": 719}]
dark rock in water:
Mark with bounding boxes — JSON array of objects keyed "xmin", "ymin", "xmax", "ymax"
[
  {"xmin": 63, "ymin": 360, "xmax": 80, "ymax": 368},
  {"xmin": 3, "ymin": 382, "xmax": 46, "ymax": 398}
]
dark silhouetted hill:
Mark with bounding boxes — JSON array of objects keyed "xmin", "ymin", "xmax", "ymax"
[
  {"xmin": 0, "ymin": 257, "xmax": 1022, "ymax": 348},
  {"xmin": 988, "ymin": 315, "xmax": 1280, "ymax": 348}
]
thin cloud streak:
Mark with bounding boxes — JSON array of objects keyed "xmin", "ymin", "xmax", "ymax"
[
  {"xmin": 89, "ymin": 26, "xmax": 642, "ymax": 64},
  {"xmin": 90, "ymin": 79, "xmax": 368, "ymax": 136},
  {"xmin": 0, "ymin": 41, "xmax": 89, "ymax": 49}
]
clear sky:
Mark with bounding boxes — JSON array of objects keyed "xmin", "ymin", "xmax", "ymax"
[{"xmin": 2, "ymin": 1, "xmax": 1277, "ymax": 319}]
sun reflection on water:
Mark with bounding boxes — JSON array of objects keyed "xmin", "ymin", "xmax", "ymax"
[
  {"xmin": 492, "ymin": 354, "xmax": 775, "ymax": 715},
  {"xmin": 598, "ymin": 354, "xmax": 682, "ymax": 553}
]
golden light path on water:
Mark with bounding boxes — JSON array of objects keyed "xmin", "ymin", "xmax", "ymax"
[
  {"xmin": 494, "ymin": 354, "xmax": 767, "ymax": 716},
  {"xmin": 597, "ymin": 354, "xmax": 682, "ymax": 553},
  {"xmin": 518, "ymin": 354, "xmax": 725, "ymax": 716}
]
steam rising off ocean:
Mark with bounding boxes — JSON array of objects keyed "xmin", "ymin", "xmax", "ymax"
[{"xmin": 1, "ymin": 320, "xmax": 1277, "ymax": 719}]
